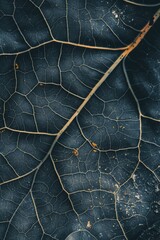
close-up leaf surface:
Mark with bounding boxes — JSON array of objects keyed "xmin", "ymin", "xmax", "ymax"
[{"xmin": 0, "ymin": 1, "xmax": 160, "ymax": 240}]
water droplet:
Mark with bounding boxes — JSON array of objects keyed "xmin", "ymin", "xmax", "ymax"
[
  {"xmin": 135, "ymin": 193, "xmax": 140, "ymax": 200},
  {"xmin": 99, "ymin": 233, "xmax": 103, "ymax": 238},
  {"xmin": 154, "ymin": 209, "xmax": 159, "ymax": 214},
  {"xmin": 112, "ymin": 9, "xmax": 119, "ymax": 19},
  {"xmin": 155, "ymin": 185, "xmax": 160, "ymax": 192},
  {"xmin": 86, "ymin": 220, "xmax": 92, "ymax": 229}
]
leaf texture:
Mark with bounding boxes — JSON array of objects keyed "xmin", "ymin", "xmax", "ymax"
[{"xmin": 0, "ymin": 1, "xmax": 160, "ymax": 240}]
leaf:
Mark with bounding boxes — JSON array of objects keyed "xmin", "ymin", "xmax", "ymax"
[{"xmin": 0, "ymin": 1, "xmax": 160, "ymax": 239}]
